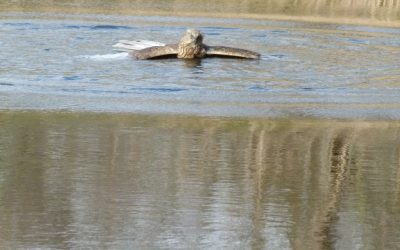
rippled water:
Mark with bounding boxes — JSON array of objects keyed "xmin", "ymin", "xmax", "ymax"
[
  {"xmin": 1, "ymin": 112, "xmax": 400, "ymax": 249},
  {"xmin": 1, "ymin": 12, "xmax": 400, "ymax": 118}
]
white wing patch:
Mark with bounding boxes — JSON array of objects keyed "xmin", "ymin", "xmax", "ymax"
[{"xmin": 113, "ymin": 40, "xmax": 166, "ymax": 51}]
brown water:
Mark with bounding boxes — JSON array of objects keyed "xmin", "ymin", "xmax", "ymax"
[
  {"xmin": 1, "ymin": 111, "xmax": 400, "ymax": 249},
  {"xmin": 1, "ymin": 0, "xmax": 400, "ymax": 26},
  {"xmin": 1, "ymin": 1, "xmax": 400, "ymax": 249}
]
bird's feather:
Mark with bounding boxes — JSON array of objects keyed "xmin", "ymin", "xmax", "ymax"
[{"xmin": 206, "ymin": 46, "xmax": 260, "ymax": 59}]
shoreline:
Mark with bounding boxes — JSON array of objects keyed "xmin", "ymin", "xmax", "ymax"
[
  {"xmin": 2, "ymin": 109, "xmax": 400, "ymax": 125},
  {"xmin": 1, "ymin": 7, "xmax": 400, "ymax": 29}
]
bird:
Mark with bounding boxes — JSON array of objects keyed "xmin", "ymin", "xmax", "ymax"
[{"xmin": 113, "ymin": 29, "xmax": 260, "ymax": 60}]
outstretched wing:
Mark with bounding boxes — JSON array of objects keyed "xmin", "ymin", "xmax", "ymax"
[
  {"xmin": 132, "ymin": 44, "xmax": 179, "ymax": 59},
  {"xmin": 205, "ymin": 46, "xmax": 260, "ymax": 59},
  {"xmin": 113, "ymin": 40, "xmax": 166, "ymax": 52}
]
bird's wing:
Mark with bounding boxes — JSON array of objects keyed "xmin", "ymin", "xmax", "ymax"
[
  {"xmin": 113, "ymin": 40, "xmax": 166, "ymax": 52},
  {"xmin": 132, "ymin": 44, "xmax": 179, "ymax": 60},
  {"xmin": 205, "ymin": 46, "xmax": 260, "ymax": 59}
]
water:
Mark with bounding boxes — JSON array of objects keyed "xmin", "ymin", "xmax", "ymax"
[
  {"xmin": 1, "ymin": 2, "xmax": 400, "ymax": 249},
  {"xmin": 1, "ymin": 0, "xmax": 400, "ymax": 25},
  {"xmin": 1, "ymin": 112, "xmax": 400, "ymax": 249},
  {"xmin": 1, "ymin": 12, "xmax": 400, "ymax": 118}
]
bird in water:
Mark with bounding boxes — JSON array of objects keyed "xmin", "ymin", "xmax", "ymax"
[{"xmin": 113, "ymin": 29, "xmax": 260, "ymax": 60}]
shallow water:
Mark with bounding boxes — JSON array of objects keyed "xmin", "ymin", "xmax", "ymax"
[
  {"xmin": 1, "ymin": 12, "xmax": 400, "ymax": 118},
  {"xmin": 1, "ymin": 111, "xmax": 400, "ymax": 249},
  {"xmin": 1, "ymin": 3, "xmax": 400, "ymax": 249},
  {"xmin": 1, "ymin": 0, "xmax": 400, "ymax": 25}
]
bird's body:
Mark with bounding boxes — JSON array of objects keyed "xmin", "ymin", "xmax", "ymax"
[{"xmin": 113, "ymin": 29, "xmax": 260, "ymax": 60}]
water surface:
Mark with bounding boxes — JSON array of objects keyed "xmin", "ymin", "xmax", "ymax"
[
  {"xmin": 1, "ymin": 3, "xmax": 400, "ymax": 249},
  {"xmin": 1, "ymin": 0, "xmax": 400, "ymax": 26},
  {"xmin": 1, "ymin": 12, "xmax": 400, "ymax": 119},
  {"xmin": 1, "ymin": 111, "xmax": 400, "ymax": 249}
]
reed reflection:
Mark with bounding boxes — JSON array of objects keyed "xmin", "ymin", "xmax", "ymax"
[{"xmin": 0, "ymin": 112, "xmax": 400, "ymax": 249}]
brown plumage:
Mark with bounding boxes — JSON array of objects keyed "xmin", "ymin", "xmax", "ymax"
[
  {"xmin": 177, "ymin": 29, "xmax": 206, "ymax": 58},
  {"xmin": 131, "ymin": 29, "xmax": 260, "ymax": 60}
]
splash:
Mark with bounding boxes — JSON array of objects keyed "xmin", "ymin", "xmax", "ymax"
[{"xmin": 78, "ymin": 52, "xmax": 129, "ymax": 61}]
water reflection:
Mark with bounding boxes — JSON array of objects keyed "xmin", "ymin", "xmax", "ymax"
[
  {"xmin": 313, "ymin": 130, "xmax": 352, "ymax": 249},
  {"xmin": 182, "ymin": 58, "xmax": 202, "ymax": 68},
  {"xmin": 0, "ymin": 111, "xmax": 400, "ymax": 249}
]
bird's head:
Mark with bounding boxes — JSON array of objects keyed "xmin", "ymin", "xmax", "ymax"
[
  {"xmin": 180, "ymin": 29, "xmax": 203, "ymax": 46},
  {"xmin": 177, "ymin": 29, "xmax": 205, "ymax": 59}
]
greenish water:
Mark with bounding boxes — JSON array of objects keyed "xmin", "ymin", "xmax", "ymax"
[{"xmin": 1, "ymin": 111, "xmax": 400, "ymax": 249}]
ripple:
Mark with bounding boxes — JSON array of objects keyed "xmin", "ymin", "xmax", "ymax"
[
  {"xmin": 64, "ymin": 25, "xmax": 86, "ymax": 29},
  {"xmin": 131, "ymin": 87, "xmax": 187, "ymax": 93},
  {"xmin": 63, "ymin": 76, "xmax": 82, "ymax": 81},
  {"xmin": 61, "ymin": 88, "xmax": 130, "ymax": 95},
  {"xmin": 63, "ymin": 24, "xmax": 133, "ymax": 30},
  {"xmin": 3, "ymin": 22, "xmax": 39, "ymax": 30},
  {"xmin": 249, "ymin": 86, "xmax": 269, "ymax": 92},
  {"xmin": 201, "ymin": 26, "xmax": 239, "ymax": 30},
  {"xmin": 0, "ymin": 82, "xmax": 14, "ymax": 86},
  {"xmin": 4, "ymin": 22, "xmax": 32, "ymax": 26},
  {"xmin": 91, "ymin": 25, "xmax": 133, "ymax": 30},
  {"xmin": 270, "ymin": 54, "xmax": 285, "ymax": 59}
]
